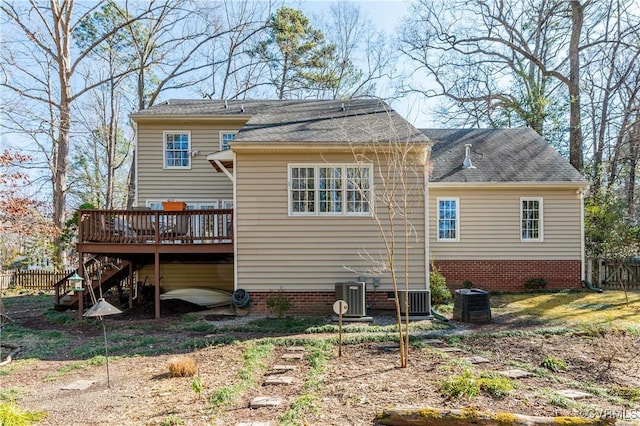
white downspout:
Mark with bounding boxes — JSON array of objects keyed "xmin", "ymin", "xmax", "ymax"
[
  {"xmin": 580, "ymin": 187, "xmax": 586, "ymax": 282},
  {"xmin": 232, "ymin": 150, "xmax": 238, "ymax": 291},
  {"xmin": 424, "ymin": 146, "xmax": 431, "ymax": 291}
]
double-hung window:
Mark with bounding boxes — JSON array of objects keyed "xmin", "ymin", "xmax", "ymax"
[
  {"xmin": 164, "ymin": 131, "xmax": 190, "ymax": 169},
  {"xmin": 437, "ymin": 197, "xmax": 459, "ymax": 241},
  {"xmin": 220, "ymin": 131, "xmax": 236, "ymax": 151},
  {"xmin": 521, "ymin": 197, "xmax": 543, "ymax": 241},
  {"xmin": 289, "ymin": 164, "xmax": 372, "ymax": 216}
]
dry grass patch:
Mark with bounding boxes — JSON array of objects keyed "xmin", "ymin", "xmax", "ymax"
[{"xmin": 167, "ymin": 356, "xmax": 197, "ymax": 377}]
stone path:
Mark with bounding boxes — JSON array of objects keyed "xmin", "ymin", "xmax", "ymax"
[{"xmin": 242, "ymin": 346, "xmax": 307, "ymax": 424}]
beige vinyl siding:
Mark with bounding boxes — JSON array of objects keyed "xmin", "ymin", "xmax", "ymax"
[
  {"xmin": 136, "ymin": 122, "xmax": 237, "ymax": 204},
  {"xmin": 235, "ymin": 152, "xmax": 427, "ymax": 292},
  {"xmin": 429, "ymin": 187, "xmax": 582, "ymax": 260},
  {"xmin": 138, "ymin": 263, "xmax": 233, "ymax": 293}
]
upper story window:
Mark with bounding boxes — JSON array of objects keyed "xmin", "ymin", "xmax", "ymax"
[
  {"xmin": 220, "ymin": 131, "xmax": 236, "ymax": 151},
  {"xmin": 521, "ymin": 197, "xmax": 543, "ymax": 241},
  {"xmin": 437, "ymin": 197, "xmax": 459, "ymax": 241},
  {"xmin": 164, "ymin": 131, "xmax": 191, "ymax": 169},
  {"xmin": 289, "ymin": 164, "xmax": 372, "ymax": 216}
]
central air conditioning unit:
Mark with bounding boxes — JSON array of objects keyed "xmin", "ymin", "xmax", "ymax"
[
  {"xmin": 335, "ymin": 281, "xmax": 366, "ymax": 317},
  {"xmin": 398, "ymin": 290, "xmax": 431, "ymax": 316}
]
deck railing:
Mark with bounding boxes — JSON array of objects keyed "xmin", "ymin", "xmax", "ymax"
[{"xmin": 78, "ymin": 209, "xmax": 233, "ymax": 244}]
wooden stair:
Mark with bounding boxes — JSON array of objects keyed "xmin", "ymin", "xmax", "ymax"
[{"xmin": 54, "ymin": 256, "xmax": 131, "ymax": 312}]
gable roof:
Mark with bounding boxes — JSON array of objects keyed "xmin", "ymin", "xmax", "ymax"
[
  {"xmin": 131, "ymin": 99, "xmax": 429, "ymax": 145},
  {"xmin": 423, "ymin": 128, "xmax": 587, "ymax": 185}
]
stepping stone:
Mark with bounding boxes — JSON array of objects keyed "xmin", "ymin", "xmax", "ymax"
[
  {"xmin": 438, "ymin": 347, "xmax": 463, "ymax": 353},
  {"xmin": 285, "ymin": 346, "xmax": 306, "ymax": 352},
  {"xmin": 270, "ymin": 365, "xmax": 296, "ymax": 372},
  {"xmin": 281, "ymin": 352, "xmax": 304, "ymax": 360},
  {"xmin": 556, "ymin": 389, "xmax": 592, "ymax": 400},
  {"xmin": 250, "ymin": 396, "xmax": 283, "ymax": 408},
  {"xmin": 465, "ymin": 356, "xmax": 490, "ymax": 364},
  {"xmin": 499, "ymin": 369, "xmax": 532, "ymax": 379},
  {"xmin": 422, "ymin": 338, "xmax": 445, "ymax": 345},
  {"xmin": 264, "ymin": 376, "xmax": 294, "ymax": 385},
  {"xmin": 61, "ymin": 379, "xmax": 95, "ymax": 390}
]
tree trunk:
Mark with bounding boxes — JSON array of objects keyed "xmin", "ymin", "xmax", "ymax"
[{"xmin": 569, "ymin": 0, "xmax": 584, "ymax": 172}]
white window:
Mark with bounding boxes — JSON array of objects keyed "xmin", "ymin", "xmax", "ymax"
[
  {"xmin": 521, "ymin": 197, "xmax": 543, "ymax": 241},
  {"xmin": 437, "ymin": 197, "xmax": 459, "ymax": 241},
  {"xmin": 220, "ymin": 131, "xmax": 236, "ymax": 151},
  {"xmin": 164, "ymin": 131, "xmax": 191, "ymax": 169},
  {"xmin": 289, "ymin": 164, "xmax": 372, "ymax": 216}
]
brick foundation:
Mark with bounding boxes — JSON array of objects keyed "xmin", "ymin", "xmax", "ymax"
[
  {"xmin": 433, "ymin": 260, "xmax": 582, "ymax": 292},
  {"xmin": 247, "ymin": 290, "xmax": 397, "ymax": 316}
]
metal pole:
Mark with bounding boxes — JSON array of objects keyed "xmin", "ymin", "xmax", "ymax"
[{"xmin": 102, "ymin": 319, "xmax": 111, "ymax": 388}]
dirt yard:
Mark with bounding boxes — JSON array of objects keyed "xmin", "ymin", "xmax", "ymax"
[{"xmin": 1, "ymin": 291, "xmax": 639, "ymax": 425}]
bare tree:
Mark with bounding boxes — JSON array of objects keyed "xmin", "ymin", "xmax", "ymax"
[
  {"xmin": 318, "ymin": 2, "xmax": 398, "ymax": 99},
  {"xmin": 399, "ymin": 0, "xmax": 587, "ymax": 170},
  {"xmin": 342, "ymin": 103, "xmax": 430, "ymax": 368},
  {"xmin": 0, "ymin": 0, "xmax": 160, "ymax": 266}
]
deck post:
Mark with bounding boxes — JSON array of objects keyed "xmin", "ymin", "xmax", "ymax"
[
  {"xmin": 128, "ymin": 262, "xmax": 134, "ymax": 309},
  {"xmin": 155, "ymin": 252, "xmax": 160, "ymax": 319},
  {"xmin": 77, "ymin": 251, "xmax": 84, "ymax": 320}
]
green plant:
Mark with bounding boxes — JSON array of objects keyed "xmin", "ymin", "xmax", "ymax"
[
  {"xmin": 478, "ymin": 373, "xmax": 514, "ymax": 398},
  {"xmin": 462, "ymin": 280, "xmax": 473, "ymax": 289},
  {"xmin": 265, "ymin": 288, "xmax": 293, "ymax": 319},
  {"xmin": 610, "ymin": 387, "xmax": 640, "ymax": 402},
  {"xmin": 160, "ymin": 415, "xmax": 186, "ymax": 426},
  {"xmin": 191, "ymin": 375, "xmax": 204, "ymax": 399},
  {"xmin": 524, "ymin": 277, "xmax": 547, "ymax": 290},
  {"xmin": 430, "ymin": 262, "xmax": 452, "ymax": 305},
  {"xmin": 0, "ymin": 402, "xmax": 47, "ymax": 426},
  {"xmin": 541, "ymin": 356, "xmax": 567, "ymax": 372},
  {"xmin": 440, "ymin": 369, "xmax": 479, "ymax": 398}
]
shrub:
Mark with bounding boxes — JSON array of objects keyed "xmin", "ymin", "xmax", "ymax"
[
  {"xmin": 462, "ymin": 280, "xmax": 473, "ymax": 289},
  {"xmin": 525, "ymin": 277, "xmax": 547, "ymax": 290},
  {"xmin": 265, "ymin": 288, "xmax": 293, "ymax": 319},
  {"xmin": 478, "ymin": 374, "xmax": 514, "ymax": 398},
  {"xmin": 541, "ymin": 356, "xmax": 567, "ymax": 372},
  {"xmin": 440, "ymin": 369, "xmax": 478, "ymax": 398},
  {"xmin": 430, "ymin": 262, "xmax": 452, "ymax": 305},
  {"xmin": 168, "ymin": 356, "xmax": 197, "ymax": 377}
]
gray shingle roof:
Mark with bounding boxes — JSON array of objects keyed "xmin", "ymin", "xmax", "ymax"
[
  {"xmin": 423, "ymin": 128, "xmax": 587, "ymax": 184},
  {"xmin": 132, "ymin": 99, "xmax": 429, "ymax": 144}
]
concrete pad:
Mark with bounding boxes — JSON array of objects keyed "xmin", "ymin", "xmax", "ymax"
[
  {"xmin": 264, "ymin": 376, "xmax": 294, "ymax": 385},
  {"xmin": 285, "ymin": 346, "xmax": 305, "ymax": 352},
  {"xmin": 465, "ymin": 356, "xmax": 490, "ymax": 364},
  {"xmin": 498, "ymin": 369, "xmax": 533, "ymax": 379},
  {"xmin": 61, "ymin": 379, "xmax": 95, "ymax": 390},
  {"xmin": 270, "ymin": 365, "xmax": 296, "ymax": 372},
  {"xmin": 250, "ymin": 396, "xmax": 283, "ymax": 408},
  {"xmin": 556, "ymin": 389, "xmax": 592, "ymax": 399},
  {"xmin": 281, "ymin": 353, "xmax": 304, "ymax": 360}
]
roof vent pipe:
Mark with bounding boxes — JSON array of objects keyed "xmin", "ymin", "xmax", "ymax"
[
  {"xmin": 241, "ymin": 104, "xmax": 244, "ymax": 113},
  {"xmin": 341, "ymin": 102, "xmax": 345, "ymax": 111},
  {"xmin": 463, "ymin": 144, "xmax": 476, "ymax": 169},
  {"xmin": 224, "ymin": 100, "xmax": 228, "ymax": 109}
]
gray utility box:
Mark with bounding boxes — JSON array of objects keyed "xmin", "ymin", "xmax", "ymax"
[
  {"xmin": 335, "ymin": 281, "xmax": 366, "ymax": 317},
  {"xmin": 398, "ymin": 290, "xmax": 431, "ymax": 316},
  {"xmin": 453, "ymin": 288, "xmax": 491, "ymax": 323}
]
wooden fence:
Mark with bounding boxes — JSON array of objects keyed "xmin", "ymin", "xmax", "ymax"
[
  {"xmin": 586, "ymin": 258, "xmax": 640, "ymax": 290},
  {"xmin": 0, "ymin": 270, "xmax": 73, "ymax": 291}
]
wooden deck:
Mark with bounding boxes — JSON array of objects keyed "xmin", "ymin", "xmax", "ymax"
[{"xmin": 77, "ymin": 209, "xmax": 234, "ymax": 255}]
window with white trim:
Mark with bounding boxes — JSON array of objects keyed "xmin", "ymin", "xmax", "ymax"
[
  {"xmin": 164, "ymin": 131, "xmax": 190, "ymax": 169},
  {"xmin": 437, "ymin": 197, "xmax": 459, "ymax": 241},
  {"xmin": 521, "ymin": 197, "xmax": 543, "ymax": 241},
  {"xmin": 220, "ymin": 131, "xmax": 236, "ymax": 151},
  {"xmin": 289, "ymin": 164, "xmax": 372, "ymax": 215}
]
